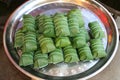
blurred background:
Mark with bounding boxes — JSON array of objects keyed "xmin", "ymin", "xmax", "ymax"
[
  {"xmin": 0, "ymin": 0, "xmax": 26, "ymax": 29},
  {"xmin": 0, "ymin": 0, "xmax": 30, "ymax": 80}
]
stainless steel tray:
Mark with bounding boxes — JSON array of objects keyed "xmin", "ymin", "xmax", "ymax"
[{"xmin": 3, "ymin": 0, "xmax": 119, "ymax": 80}]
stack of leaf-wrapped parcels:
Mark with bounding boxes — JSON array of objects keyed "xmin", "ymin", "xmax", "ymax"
[{"xmin": 14, "ymin": 9, "xmax": 107, "ymax": 69}]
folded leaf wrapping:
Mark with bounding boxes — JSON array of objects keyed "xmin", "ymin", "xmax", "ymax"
[
  {"xmin": 15, "ymin": 9, "xmax": 107, "ymax": 69},
  {"xmin": 22, "ymin": 14, "xmax": 36, "ymax": 32},
  {"xmin": 14, "ymin": 29, "xmax": 24, "ymax": 48},
  {"xmin": 67, "ymin": 9, "xmax": 84, "ymax": 36},
  {"xmin": 78, "ymin": 44, "xmax": 93, "ymax": 61},
  {"xmin": 36, "ymin": 15, "xmax": 55, "ymax": 37},
  {"xmin": 90, "ymin": 39, "xmax": 107, "ymax": 59},
  {"xmin": 36, "ymin": 15, "xmax": 44, "ymax": 33},
  {"xmin": 19, "ymin": 52, "xmax": 33, "ymax": 66},
  {"xmin": 34, "ymin": 50, "xmax": 48, "ymax": 69},
  {"xmin": 38, "ymin": 35, "xmax": 56, "ymax": 54},
  {"xmin": 55, "ymin": 37, "xmax": 71, "ymax": 47},
  {"xmin": 72, "ymin": 29, "xmax": 86, "ymax": 48},
  {"xmin": 22, "ymin": 31, "xmax": 37, "ymax": 52},
  {"xmin": 68, "ymin": 9, "xmax": 85, "ymax": 28},
  {"xmin": 53, "ymin": 13, "xmax": 70, "ymax": 37},
  {"xmin": 49, "ymin": 48, "xmax": 64, "ymax": 64},
  {"xmin": 88, "ymin": 21, "xmax": 105, "ymax": 39},
  {"xmin": 79, "ymin": 27, "xmax": 90, "ymax": 42},
  {"xmin": 63, "ymin": 46, "xmax": 79, "ymax": 63}
]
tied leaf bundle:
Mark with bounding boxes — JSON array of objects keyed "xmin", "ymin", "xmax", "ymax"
[
  {"xmin": 22, "ymin": 31, "xmax": 37, "ymax": 52},
  {"xmin": 72, "ymin": 28, "xmax": 86, "ymax": 48},
  {"xmin": 19, "ymin": 52, "xmax": 33, "ymax": 66},
  {"xmin": 36, "ymin": 15, "xmax": 55, "ymax": 37},
  {"xmin": 34, "ymin": 50, "xmax": 48, "ymax": 69},
  {"xmin": 49, "ymin": 48, "xmax": 64, "ymax": 64},
  {"xmin": 63, "ymin": 46, "xmax": 79, "ymax": 63},
  {"xmin": 55, "ymin": 37, "xmax": 71, "ymax": 47},
  {"xmin": 79, "ymin": 27, "xmax": 90, "ymax": 42},
  {"xmin": 78, "ymin": 44, "xmax": 93, "ymax": 61},
  {"xmin": 67, "ymin": 9, "xmax": 84, "ymax": 36},
  {"xmin": 88, "ymin": 21, "xmax": 105, "ymax": 39},
  {"xmin": 38, "ymin": 35, "xmax": 56, "ymax": 54},
  {"xmin": 53, "ymin": 13, "xmax": 70, "ymax": 37},
  {"xmin": 14, "ymin": 29, "xmax": 24, "ymax": 48},
  {"xmin": 90, "ymin": 39, "xmax": 107, "ymax": 59},
  {"xmin": 22, "ymin": 14, "xmax": 36, "ymax": 32}
]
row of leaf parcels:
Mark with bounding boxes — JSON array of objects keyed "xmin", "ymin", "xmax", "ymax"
[{"xmin": 14, "ymin": 9, "xmax": 107, "ymax": 69}]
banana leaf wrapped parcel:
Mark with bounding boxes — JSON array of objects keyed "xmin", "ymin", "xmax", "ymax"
[
  {"xmin": 90, "ymin": 39, "xmax": 107, "ymax": 59},
  {"xmin": 14, "ymin": 29, "xmax": 24, "ymax": 48},
  {"xmin": 49, "ymin": 48, "xmax": 64, "ymax": 64},
  {"xmin": 22, "ymin": 14, "xmax": 36, "ymax": 32},
  {"xmin": 79, "ymin": 27, "xmax": 90, "ymax": 42},
  {"xmin": 22, "ymin": 31, "xmax": 37, "ymax": 52},
  {"xmin": 78, "ymin": 44, "xmax": 93, "ymax": 61},
  {"xmin": 55, "ymin": 37, "xmax": 71, "ymax": 48},
  {"xmin": 63, "ymin": 46, "xmax": 79, "ymax": 63},
  {"xmin": 38, "ymin": 35, "xmax": 56, "ymax": 54},
  {"xmin": 67, "ymin": 10, "xmax": 80, "ymax": 36},
  {"xmin": 88, "ymin": 21, "xmax": 105, "ymax": 39},
  {"xmin": 34, "ymin": 50, "xmax": 48, "ymax": 69},
  {"xmin": 36, "ymin": 15, "xmax": 55, "ymax": 37},
  {"xmin": 67, "ymin": 9, "xmax": 84, "ymax": 36},
  {"xmin": 72, "ymin": 29, "xmax": 86, "ymax": 48},
  {"xmin": 19, "ymin": 52, "xmax": 34, "ymax": 66},
  {"xmin": 53, "ymin": 13, "xmax": 70, "ymax": 37}
]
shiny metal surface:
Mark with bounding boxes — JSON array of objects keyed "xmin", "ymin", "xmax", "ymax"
[{"xmin": 3, "ymin": 0, "xmax": 119, "ymax": 80}]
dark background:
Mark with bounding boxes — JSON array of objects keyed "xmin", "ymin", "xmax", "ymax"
[
  {"xmin": 0, "ymin": 0, "xmax": 26, "ymax": 28},
  {"xmin": 99, "ymin": 0, "xmax": 120, "ymax": 11},
  {"xmin": 0, "ymin": 0, "xmax": 30, "ymax": 80},
  {"xmin": 0, "ymin": 0, "xmax": 26, "ymax": 16}
]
